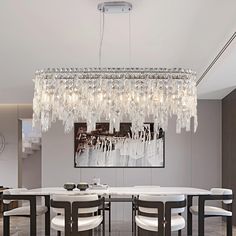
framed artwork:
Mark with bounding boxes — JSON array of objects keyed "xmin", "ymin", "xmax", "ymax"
[{"xmin": 74, "ymin": 123, "xmax": 165, "ymax": 168}]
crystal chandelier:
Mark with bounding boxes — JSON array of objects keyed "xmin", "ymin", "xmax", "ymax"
[
  {"xmin": 33, "ymin": 67, "xmax": 197, "ymax": 134},
  {"xmin": 32, "ymin": 2, "xmax": 198, "ymax": 134}
]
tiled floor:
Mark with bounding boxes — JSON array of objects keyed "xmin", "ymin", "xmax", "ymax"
[{"xmin": 0, "ymin": 216, "xmax": 235, "ymax": 236}]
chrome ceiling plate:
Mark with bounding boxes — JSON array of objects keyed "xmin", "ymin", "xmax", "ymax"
[{"xmin": 98, "ymin": 1, "xmax": 132, "ymax": 13}]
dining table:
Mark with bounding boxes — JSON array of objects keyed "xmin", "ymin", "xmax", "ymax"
[{"xmin": 2, "ymin": 186, "xmax": 212, "ymax": 236}]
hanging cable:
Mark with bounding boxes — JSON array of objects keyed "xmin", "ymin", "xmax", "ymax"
[
  {"xmin": 99, "ymin": 10, "xmax": 105, "ymax": 67},
  {"xmin": 99, "ymin": 11, "xmax": 102, "ymax": 41},
  {"xmin": 128, "ymin": 11, "xmax": 132, "ymax": 67},
  {"xmin": 99, "ymin": 5, "xmax": 132, "ymax": 67}
]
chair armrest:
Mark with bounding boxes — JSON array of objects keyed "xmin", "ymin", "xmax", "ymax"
[
  {"xmin": 198, "ymin": 194, "xmax": 233, "ymax": 206},
  {"xmin": 1, "ymin": 194, "xmax": 37, "ymax": 215},
  {"xmin": 198, "ymin": 194, "xmax": 233, "ymax": 216},
  {"xmin": 2, "ymin": 194, "xmax": 37, "ymax": 202},
  {"xmin": 165, "ymin": 199, "xmax": 186, "ymax": 210},
  {"xmin": 187, "ymin": 194, "xmax": 233, "ymax": 209},
  {"xmin": 199, "ymin": 194, "xmax": 233, "ymax": 201}
]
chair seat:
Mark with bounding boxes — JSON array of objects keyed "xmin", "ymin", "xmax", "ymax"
[
  {"xmin": 51, "ymin": 215, "xmax": 103, "ymax": 232},
  {"xmin": 190, "ymin": 205, "xmax": 232, "ymax": 217},
  {"xmin": 135, "ymin": 215, "xmax": 185, "ymax": 232},
  {"xmin": 4, "ymin": 205, "xmax": 48, "ymax": 216}
]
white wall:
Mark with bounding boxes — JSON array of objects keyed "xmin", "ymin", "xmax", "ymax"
[
  {"xmin": 22, "ymin": 150, "xmax": 42, "ymax": 189},
  {"xmin": 42, "ymin": 100, "xmax": 222, "ymax": 220},
  {"xmin": 0, "ymin": 105, "xmax": 32, "ymax": 188}
]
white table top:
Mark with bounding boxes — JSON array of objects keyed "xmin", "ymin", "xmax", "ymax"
[{"xmin": 13, "ymin": 186, "xmax": 211, "ymax": 196}]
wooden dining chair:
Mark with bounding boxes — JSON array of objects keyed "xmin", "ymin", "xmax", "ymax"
[
  {"xmin": 2, "ymin": 188, "xmax": 50, "ymax": 236},
  {"xmin": 50, "ymin": 194, "xmax": 105, "ymax": 236},
  {"xmin": 134, "ymin": 194, "xmax": 186, "ymax": 236},
  {"xmin": 188, "ymin": 188, "xmax": 233, "ymax": 236}
]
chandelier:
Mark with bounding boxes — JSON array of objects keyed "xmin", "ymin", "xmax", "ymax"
[{"xmin": 32, "ymin": 2, "xmax": 198, "ymax": 134}]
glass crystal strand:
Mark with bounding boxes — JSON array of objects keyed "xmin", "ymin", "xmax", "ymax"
[{"xmin": 32, "ymin": 68, "xmax": 197, "ymax": 134}]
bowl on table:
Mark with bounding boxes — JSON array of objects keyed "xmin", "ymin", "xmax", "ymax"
[
  {"xmin": 63, "ymin": 183, "xmax": 76, "ymax": 191},
  {"xmin": 77, "ymin": 183, "xmax": 89, "ymax": 191}
]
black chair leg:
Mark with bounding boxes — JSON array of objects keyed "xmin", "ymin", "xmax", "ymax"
[
  {"xmin": 227, "ymin": 216, "xmax": 232, "ymax": 236},
  {"xmin": 198, "ymin": 196, "xmax": 205, "ymax": 236},
  {"xmin": 109, "ymin": 205, "xmax": 111, "ymax": 232},
  {"xmin": 198, "ymin": 215, "xmax": 204, "ymax": 236},
  {"xmin": 187, "ymin": 195, "xmax": 193, "ymax": 236},
  {"xmin": 132, "ymin": 202, "xmax": 134, "ymax": 232},
  {"xmin": 132, "ymin": 196, "xmax": 136, "ymax": 234},
  {"xmin": 102, "ymin": 221, "xmax": 105, "ymax": 236},
  {"xmin": 187, "ymin": 212, "xmax": 193, "ymax": 235},
  {"xmin": 45, "ymin": 213, "xmax": 50, "ymax": 236},
  {"xmin": 45, "ymin": 195, "xmax": 51, "ymax": 235},
  {"xmin": 30, "ymin": 214, "xmax": 37, "ymax": 236},
  {"xmin": 30, "ymin": 197, "xmax": 37, "ymax": 236},
  {"xmin": 3, "ymin": 216, "xmax": 10, "ymax": 236},
  {"xmin": 45, "ymin": 210, "xmax": 50, "ymax": 235}
]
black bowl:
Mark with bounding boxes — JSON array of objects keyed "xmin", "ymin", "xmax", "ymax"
[
  {"xmin": 64, "ymin": 183, "xmax": 76, "ymax": 191},
  {"xmin": 77, "ymin": 183, "xmax": 89, "ymax": 191}
]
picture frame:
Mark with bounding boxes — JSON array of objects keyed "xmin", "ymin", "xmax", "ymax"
[{"xmin": 74, "ymin": 122, "xmax": 165, "ymax": 168}]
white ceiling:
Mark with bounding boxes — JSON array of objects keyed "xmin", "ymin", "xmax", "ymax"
[
  {"xmin": 0, "ymin": 0, "xmax": 236, "ymax": 103},
  {"xmin": 197, "ymin": 33, "xmax": 236, "ymax": 99}
]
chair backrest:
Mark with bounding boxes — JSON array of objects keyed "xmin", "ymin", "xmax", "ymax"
[
  {"xmin": 136, "ymin": 196, "xmax": 165, "ymax": 235},
  {"xmin": 51, "ymin": 194, "xmax": 99, "ymax": 214},
  {"xmin": 3, "ymin": 188, "xmax": 28, "ymax": 204},
  {"xmin": 138, "ymin": 194, "xmax": 185, "ymax": 214},
  {"xmin": 210, "ymin": 188, "xmax": 233, "ymax": 204}
]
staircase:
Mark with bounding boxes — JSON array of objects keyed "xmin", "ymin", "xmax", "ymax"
[{"xmin": 22, "ymin": 120, "xmax": 42, "ymax": 158}]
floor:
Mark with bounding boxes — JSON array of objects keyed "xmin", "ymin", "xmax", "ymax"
[{"xmin": 0, "ymin": 217, "xmax": 235, "ymax": 236}]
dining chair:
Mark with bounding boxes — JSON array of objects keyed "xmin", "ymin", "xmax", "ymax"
[
  {"xmin": 50, "ymin": 194, "xmax": 105, "ymax": 236},
  {"xmin": 2, "ymin": 188, "xmax": 50, "ymax": 236},
  {"xmin": 132, "ymin": 186, "xmax": 160, "ymax": 232},
  {"xmin": 134, "ymin": 194, "xmax": 186, "ymax": 236},
  {"xmin": 188, "ymin": 188, "xmax": 233, "ymax": 236}
]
